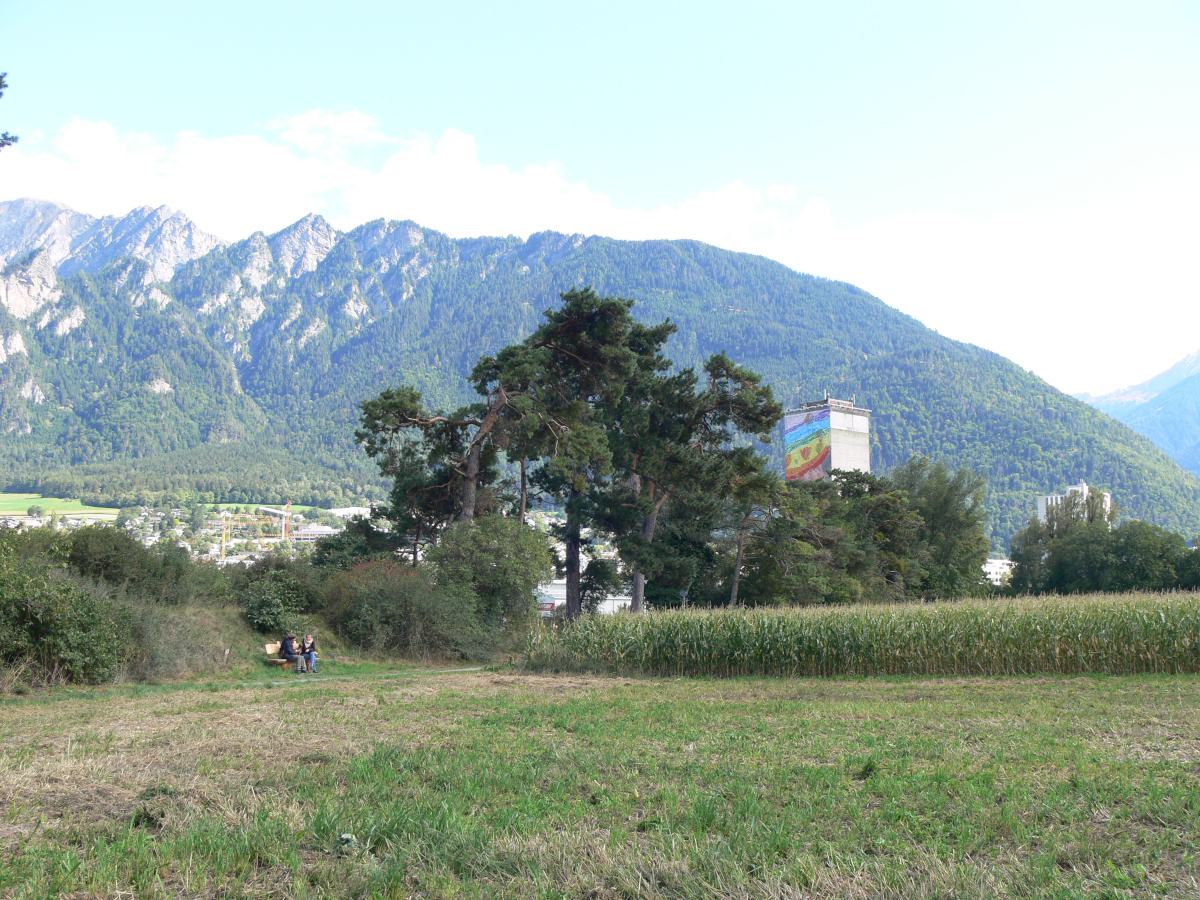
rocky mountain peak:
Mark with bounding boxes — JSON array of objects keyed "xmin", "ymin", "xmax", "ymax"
[
  {"xmin": 521, "ymin": 230, "xmax": 588, "ymax": 267},
  {"xmin": 0, "ymin": 197, "xmax": 227, "ymax": 282},
  {"xmin": 0, "ymin": 247, "xmax": 62, "ymax": 319},
  {"xmin": 268, "ymin": 213, "xmax": 340, "ymax": 276},
  {"xmin": 0, "ymin": 199, "xmax": 98, "ymax": 270}
]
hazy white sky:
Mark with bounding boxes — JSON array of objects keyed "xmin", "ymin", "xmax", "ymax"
[{"xmin": 1, "ymin": 1, "xmax": 1197, "ymax": 395}]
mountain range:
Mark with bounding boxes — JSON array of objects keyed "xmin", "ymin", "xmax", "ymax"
[
  {"xmin": 2, "ymin": 197, "xmax": 1199, "ymax": 546},
  {"xmin": 1078, "ymin": 353, "xmax": 1200, "ymax": 476}
]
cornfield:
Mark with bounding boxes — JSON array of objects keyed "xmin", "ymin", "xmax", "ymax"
[{"xmin": 525, "ymin": 593, "xmax": 1200, "ymax": 677}]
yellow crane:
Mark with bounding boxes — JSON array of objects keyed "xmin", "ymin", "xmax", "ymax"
[
  {"xmin": 220, "ymin": 511, "xmax": 232, "ymax": 560},
  {"xmin": 259, "ymin": 502, "xmax": 294, "ymax": 541}
]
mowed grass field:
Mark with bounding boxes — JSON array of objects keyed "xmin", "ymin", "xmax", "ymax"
[
  {"xmin": 2, "ymin": 672, "xmax": 1198, "ymax": 899},
  {"xmin": 0, "ymin": 493, "xmax": 118, "ymax": 519}
]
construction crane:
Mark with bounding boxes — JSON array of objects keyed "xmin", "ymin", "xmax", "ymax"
[
  {"xmin": 259, "ymin": 502, "xmax": 294, "ymax": 541},
  {"xmin": 220, "ymin": 511, "xmax": 232, "ymax": 560}
]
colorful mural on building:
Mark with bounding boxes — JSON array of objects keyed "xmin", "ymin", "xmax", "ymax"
[{"xmin": 784, "ymin": 408, "xmax": 832, "ymax": 481}]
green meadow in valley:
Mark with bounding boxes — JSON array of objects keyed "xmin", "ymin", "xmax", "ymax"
[
  {"xmin": 0, "ymin": 493, "xmax": 118, "ymax": 518},
  {"xmin": 2, "ymin": 669, "xmax": 1198, "ymax": 898}
]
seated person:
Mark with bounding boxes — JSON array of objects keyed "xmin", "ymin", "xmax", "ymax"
[
  {"xmin": 300, "ymin": 632, "xmax": 318, "ymax": 674},
  {"xmin": 279, "ymin": 633, "xmax": 300, "ymax": 672}
]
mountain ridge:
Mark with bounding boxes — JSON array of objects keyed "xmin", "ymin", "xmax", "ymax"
[
  {"xmin": 2, "ymin": 198, "xmax": 1199, "ymax": 545},
  {"xmin": 0, "ymin": 198, "xmax": 227, "ymax": 281},
  {"xmin": 1077, "ymin": 348, "xmax": 1200, "ymax": 476}
]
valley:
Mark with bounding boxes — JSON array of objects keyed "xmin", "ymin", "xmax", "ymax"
[{"xmin": 2, "ymin": 199, "xmax": 1200, "ymax": 545}]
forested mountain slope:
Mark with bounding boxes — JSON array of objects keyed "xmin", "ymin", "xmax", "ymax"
[
  {"xmin": 1079, "ymin": 350, "xmax": 1200, "ymax": 478},
  {"xmin": 2, "ymin": 202, "xmax": 1198, "ymax": 544}
]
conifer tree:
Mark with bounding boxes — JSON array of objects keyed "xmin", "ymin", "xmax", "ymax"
[{"xmin": 0, "ymin": 73, "xmax": 17, "ymax": 151}]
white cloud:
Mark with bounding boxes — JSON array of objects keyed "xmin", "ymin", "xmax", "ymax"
[
  {"xmin": 1, "ymin": 111, "xmax": 1197, "ymax": 395},
  {"xmin": 271, "ymin": 109, "xmax": 393, "ymax": 157}
]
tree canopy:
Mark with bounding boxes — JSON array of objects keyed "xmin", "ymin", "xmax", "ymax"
[{"xmin": 354, "ymin": 289, "xmax": 992, "ymax": 613}]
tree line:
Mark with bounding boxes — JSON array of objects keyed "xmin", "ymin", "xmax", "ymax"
[
  {"xmin": 345, "ymin": 288, "xmax": 992, "ymax": 613},
  {"xmin": 1008, "ymin": 493, "xmax": 1200, "ymax": 593}
]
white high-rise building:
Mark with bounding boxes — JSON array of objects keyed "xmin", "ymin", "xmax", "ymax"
[
  {"xmin": 783, "ymin": 394, "xmax": 871, "ymax": 482},
  {"xmin": 1037, "ymin": 481, "xmax": 1112, "ymax": 524}
]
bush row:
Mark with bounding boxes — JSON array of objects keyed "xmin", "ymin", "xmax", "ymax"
[
  {"xmin": 235, "ymin": 515, "xmax": 552, "ymax": 660},
  {"xmin": 0, "ymin": 514, "xmax": 553, "ymax": 684}
]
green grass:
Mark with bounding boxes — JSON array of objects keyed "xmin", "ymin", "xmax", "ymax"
[
  {"xmin": 528, "ymin": 593, "xmax": 1200, "ymax": 678},
  {"xmin": 211, "ymin": 502, "xmax": 323, "ymax": 514},
  {"xmin": 0, "ymin": 494, "xmax": 326, "ymax": 518},
  {"xmin": 1, "ymin": 671, "xmax": 1198, "ymax": 897},
  {"xmin": 0, "ymin": 492, "xmax": 118, "ymax": 518},
  {"xmin": 118, "ymin": 600, "xmax": 432, "ymax": 685}
]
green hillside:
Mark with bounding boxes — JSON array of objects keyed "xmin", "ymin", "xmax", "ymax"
[{"xmin": 2, "ymin": 221, "xmax": 1197, "ymax": 545}]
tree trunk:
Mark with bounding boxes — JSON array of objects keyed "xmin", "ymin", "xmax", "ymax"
[
  {"xmin": 730, "ymin": 518, "xmax": 748, "ymax": 607},
  {"xmin": 460, "ymin": 441, "xmax": 481, "ymax": 521},
  {"xmin": 630, "ymin": 566, "xmax": 645, "ymax": 614},
  {"xmin": 565, "ymin": 514, "xmax": 582, "ymax": 620},
  {"xmin": 459, "ymin": 388, "xmax": 508, "ymax": 522},
  {"xmin": 629, "ymin": 497, "xmax": 667, "ymax": 613},
  {"xmin": 412, "ymin": 521, "xmax": 421, "ymax": 568},
  {"xmin": 518, "ymin": 457, "xmax": 528, "ymax": 526}
]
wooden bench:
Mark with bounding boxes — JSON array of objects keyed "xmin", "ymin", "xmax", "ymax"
[
  {"xmin": 264, "ymin": 642, "xmax": 320, "ymax": 670},
  {"xmin": 264, "ymin": 642, "xmax": 291, "ymax": 667}
]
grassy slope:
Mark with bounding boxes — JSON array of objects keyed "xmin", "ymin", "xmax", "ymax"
[
  {"xmin": 1, "ymin": 671, "xmax": 1197, "ymax": 898},
  {"xmin": 120, "ymin": 602, "xmax": 413, "ymax": 684},
  {"xmin": 0, "ymin": 492, "xmax": 117, "ymax": 517}
]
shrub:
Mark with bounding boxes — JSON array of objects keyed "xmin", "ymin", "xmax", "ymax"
[
  {"xmin": 427, "ymin": 516, "xmax": 553, "ymax": 625},
  {"xmin": 325, "ymin": 561, "xmax": 484, "ymax": 658},
  {"xmin": 240, "ymin": 570, "xmax": 308, "ymax": 634},
  {"xmin": 0, "ymin": 548, "xmax": 126, "ymax": 684},
  {"xmin": 311, "ymin": 516, "xmax": 403, "ymax": 569},
  {"xmin": 65, "ymin": 525, "xmax": 231, "ymax": 605},
  {"xmin": 232, "ymin": 556, "xmax": 323, "ymax": 611},
  {"xmin": 68, "ymin": 525, "xmax": 156, "ymax": 587}
]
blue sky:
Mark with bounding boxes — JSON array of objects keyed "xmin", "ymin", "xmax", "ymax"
[{"xmin": 1, "ymin": 1, "xmax": 1198, "ymax": 394}]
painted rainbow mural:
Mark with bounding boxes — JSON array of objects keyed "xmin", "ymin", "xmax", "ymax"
[{"xmin": 784, "ymin": 408, "xmax": 831, "ymax": 481}]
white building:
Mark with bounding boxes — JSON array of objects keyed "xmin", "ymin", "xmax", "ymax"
[
  {"xmin": 537, "ymin": 579, "xmax": 632, "ymax": 616},
  {"xmin": 982, "ymin": 557, "xmax": 1014, "ymax": 586},
  {"xmin": 783, "ymin": 394, "xmax": 871, "ymax": 482},
  {"xmin": 1037, "ymin": 481, "xmax": 1112, "ymax": 524},
  {"xmin": 291, "ymin": 524, "xmax": 340, "ymax": 544}
]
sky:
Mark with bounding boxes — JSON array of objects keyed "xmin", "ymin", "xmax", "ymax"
[{"xmin": 1, "ymin": 1, "xmax": 1197, "ymax": 396}]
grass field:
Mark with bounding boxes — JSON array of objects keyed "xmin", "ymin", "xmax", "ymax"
[
  {"xmin": 0, "ymin": 493, "xmax": 118, "ymax": 519},
  {"xmin": 2, "ymin": 671, "xmax": 1198, "ymax": 898},
  {"xmin": 212, "ymin": 502, "xmax": 324, "ymax": 515},
  {"xmin": 0, "ymin": 494, "xmax": 330, "ymax": 519}
]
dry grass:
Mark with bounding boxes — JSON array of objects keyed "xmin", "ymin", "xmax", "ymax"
[{"xmin": 2, "ymin": 671, "xmax": 1199, "ymax": 897}]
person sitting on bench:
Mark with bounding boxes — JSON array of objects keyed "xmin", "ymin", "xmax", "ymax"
[
  {"xmin": 279, "ymin": 633, "xmax": 301, "ymax": 673},
  {"xmin": 300, "ymin": 632, "xmax": 318, "ymax": 674}
]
